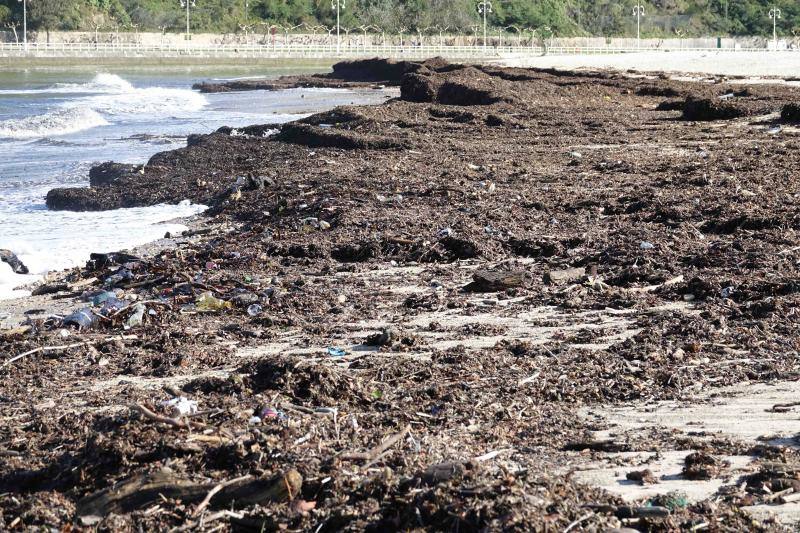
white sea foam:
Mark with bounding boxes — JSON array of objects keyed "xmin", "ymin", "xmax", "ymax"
[
  {"xmin": 0, "ymin": 107, "xmax": 110, "ymax": 139},
  {"xmin": 0, "ymin": 199, "xmax": 206, "ymax": 300},
  {"xmin": 0, "ymin": 74, "xmax": 207, "ymax": 139}
]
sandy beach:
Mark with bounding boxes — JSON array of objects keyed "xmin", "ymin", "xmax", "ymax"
[{"xmin": 2, "ymin": 58, "xmax": 800, "ymax": 530}]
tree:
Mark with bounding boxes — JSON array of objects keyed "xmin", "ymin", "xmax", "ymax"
[
  {"xmin": 0, "ymin": 4, "xmax": 19, "ymax": 43},
  {"xmin": 29, "ymin": 0, "xmax": 81, "ymax": 39}
]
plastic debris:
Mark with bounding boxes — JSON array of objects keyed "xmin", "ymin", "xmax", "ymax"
[
  {"xmin": 195, "ymin": 292, "xmax": 233, "ymax": 312},
  {"xmin": 91, "ymin": 291, "xmax": 119, "ymax": 306},
  {"xmin": 126, "ymin": 303, "xmax": 146, "ymax": 328},
  {"xmin": 259, "ymin": 406, "xmax": 287, "ymax": 420},
  {"xmin": 247, "ymin": 303, "xmax": 263, "ymax": 316},
  {"xmin": 62, "ymin": 308, "xmax": 96, "ymax": 329},
  {"xmin": 103, "ymin": 268, "xmax": 133, "ymax": 288},
  {"xmin": 437, "ymin": 227, "xmax": 453, "ymax": 238},
  {"xmin": 640, "ymin": 241, "xmax": 655, "ymax": 250},
  {"xmin": 160, "ymin": 396, "xmax": 198, "ymax": 416},
  {"xmin": 721, "ymin": 286, "xmax": 735, "ymax": 299},
  {"xmin": 327, "ymin": 347, "xmax": 347, "ymax": 357}
]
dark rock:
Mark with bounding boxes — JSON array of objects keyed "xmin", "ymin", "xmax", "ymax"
[
  {"xmin": 0, "ymin": 249, "xmax": 29, "ymax": 275},
  {"xmin": 89, "ymin": 162, "xmax": 141, "ymax": 187},
  {"xmin": 46, "ymin": 187, "xmax": 118, "ymax": 211}
]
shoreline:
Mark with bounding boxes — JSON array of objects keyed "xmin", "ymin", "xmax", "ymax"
[
  {"xmin": 2, "ymin": 58, "xmax": 800, "ymax": 530},
  {"xmin": 0, "ymin": 56, "xmax": 339, "ymax": 69},
  {"xmin": 0, "ymin": 210, "xmax": 209, "ymax": 327}
]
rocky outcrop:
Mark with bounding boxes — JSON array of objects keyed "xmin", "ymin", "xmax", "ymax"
[{"xmin": 89, "ymin": 162, "xmax": 142, "ymax": 187}]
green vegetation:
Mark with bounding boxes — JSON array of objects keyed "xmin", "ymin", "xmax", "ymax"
[{"xmin": 1, "ymin": 0, "xmax": 798, "ymax": 37}]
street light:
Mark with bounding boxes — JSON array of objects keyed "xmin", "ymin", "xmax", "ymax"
[
  {"xmin": 632, "ymin": 2, "xmax": 644, "ymax": 49},
  {"xmin": 769, "ymin": 7, "xmax": 782, "ymax": 51},
  {"xmin": 477, "ymin": 1, "xmax": 492, "ymax": 50},
  {"xmin": 332, "ymin": 0, "xmax": 345, "ymax": 54},
  {"xmin": 17, "ymin": 0, "xmax": 26, "ymax": 51},
  {"xmin": 179, "ymin": 0, "xmax": 195, "ymax": 42}
]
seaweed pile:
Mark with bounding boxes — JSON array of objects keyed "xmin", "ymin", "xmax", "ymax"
[{"xmin": 2, "ymin": 58, "xmax": 800, "ymax": 531}]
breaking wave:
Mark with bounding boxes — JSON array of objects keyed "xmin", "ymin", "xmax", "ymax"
[
  {"xmin": 0, "ymin": 107, "xmax": 110, "ymax": 139},
  {"xmin": 0, "ymin": 73, "xmax": 207, "ymax": 139}
]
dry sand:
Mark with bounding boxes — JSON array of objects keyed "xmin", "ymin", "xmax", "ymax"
[{"xmin": 498, "ymin": 50, "xmax": 800, "ymax": 78}]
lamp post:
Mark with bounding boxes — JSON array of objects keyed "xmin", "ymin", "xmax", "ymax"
[
  {"xmin": 769, "ymin": 7, "xmax": 782, "ymax": 50},
  {"xmin": 477, "ymin": 0, "xmax": 492, "ymax": 50},
  {"xmin": 332, "ymin": 0, "xmax": 345, "ymax": 54},
  {"xmin": 179, "ymin": 0, "xmax": 195, "ymax": 42},
  {"xmin": 17, "ymin": 0, "xmax": 26, "ymax": 51},
  {"xmin": 632, "ymin": 2, "xmax": 644, "ymax": 49}
]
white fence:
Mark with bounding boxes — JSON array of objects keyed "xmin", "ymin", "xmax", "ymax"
[{"xmin": 0, "ymin": 41, "xmax": 794, "ymax": 59}]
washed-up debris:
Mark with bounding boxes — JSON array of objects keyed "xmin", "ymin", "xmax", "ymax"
[
  {"xmin": 464, "ymin": 269, "xmax": 527, "ymax": 292},
  {"xmin": 62, "ymin": 308, "xmax": 96, "ymax": 329},
  {"xmin": 682, "ymin": 452, "xmax": 728, "ymax": 480},
  {"xmin": 2, "ymin": 58, "xmax": 797, "ymax": 532},
  {"xmin": 544, "ymin": 267, "xmax": 586, "ymax": 285},
  {"xmin": 126, "ymin": 303, "xmax": 146, "ymax": 328},
  {"xmin": 77, "ymin": 469, "xmax": 302, "ymax": 522},
  {"xmin": 365, "ymin": 327, "xmax": 395, "ymax": 347},
  {"xmin": 649, "ymin": 491, "xmax": 689, "ymax": 511},
  {"xmin": 626, "ymin": 469, "xmax": 658, "ymax": 485},
  {"xmin": 160, "ymin": 396, "xmax": 199, "ymax": 416},
  {"xmin": 31, "ymin": 283, "xmax": 70, "ymax": 296},
  {"xmin": 196, "ymin": 292, "xmax": 233, "ymax": 312},
  {"xmin": 0, "ymin": 249, "xmax": 29, "ymax": 275}
]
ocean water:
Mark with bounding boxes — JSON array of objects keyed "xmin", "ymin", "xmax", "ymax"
[{"xmin": 0, "ymin": 67, "xmax": 391, "ymax": 299}]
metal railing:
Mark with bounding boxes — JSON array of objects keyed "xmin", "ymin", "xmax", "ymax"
[{"xmin": 0, "ymin": 41, "xmax": 794, "ymax": 59}]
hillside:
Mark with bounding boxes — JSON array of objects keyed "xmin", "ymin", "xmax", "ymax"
[{"xmin": 0, "ymin": 0, "xmax": 798, "ymax": 38}]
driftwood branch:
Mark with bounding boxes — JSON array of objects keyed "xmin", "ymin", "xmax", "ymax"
[
  {"xmin": 77, "ymin": 469, "xmax": 302, "ymax": 521},
  {"xmin": 2, "ymin": 335, "xmax": 138, "ymax": 369},
  {"xmin": 341, "ymin": 424, "xmax": 411, "ymax": 463}
]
